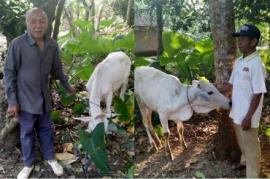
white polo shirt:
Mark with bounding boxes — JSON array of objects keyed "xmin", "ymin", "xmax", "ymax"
[{"xmin": 229, "ymin": 51, "xmax": 267, "ymax": 128}]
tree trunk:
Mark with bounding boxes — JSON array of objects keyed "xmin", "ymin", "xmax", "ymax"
[
  {"xmin": 82, "ymin": 0, "xmax": 92, "ymax": 20},
  {"xmin": 52, "ymin": 0, "xmax": 66, "ymax": 40},
  {"xmin": 268, "ymin": 22, "xmax": 270, "ymax": 50},
  {"xmin": 90, "ymin": 0, "xmax": 95, "ymax": 32},
  {"xmin": 64, "ymin": 7, "xmax": 76, "ymax": 36},
  {"xmin": 209, "ymin": 0, "xmax": 241, "ymax": 161},
  {"xmin": 155, "ymin": 0, "xmax": 164, "ymax": 57},
  {"xmin": 0, "ymin": 80, "xmax": 20, "ymax": 150},
  {"xmin": 0, "ymin": 80, "xmax": 6, "ymax": 121},
  {"xmin": 36, "ymin": 0, "xmax": 58, "ymax": 37},
  {"xmin": 95, "ymin": 2, "xmax": 105, "ymax": 32},
  {"xmin": 126, "ymin": 0, "xmax": 134, "ymax": 27}
]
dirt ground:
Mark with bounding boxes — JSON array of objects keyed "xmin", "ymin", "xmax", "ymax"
[
  {"xmin": 0, "ymin": 107, "xmax": 269, "ymax": 178},
  {"xmin": 0, "ymin": 103, "xmax": 269, "ymax": 178},
  {"xmin": 0, "ymin": 121, "xmax": 134, "ymax": 178},
  {"xmin": 134, "ymin": 107, "xmax": 270, "ymax": 178},
  {"xmin": 0, "ymin": 93, "xmax": 269, "ymax": 178}
]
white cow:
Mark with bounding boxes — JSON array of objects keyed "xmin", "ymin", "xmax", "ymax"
[
  {"xmin": 134, "ymin": 66, "xmax": 230, "ymax": 160},
  {"xmin": 85, "ymin": 51, "xmax": 131, "ymax": 133}
]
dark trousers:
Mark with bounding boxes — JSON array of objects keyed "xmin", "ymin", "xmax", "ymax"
[{"xmin": 19, "ymin": 111, "xmax": 55, "ymax": 166}]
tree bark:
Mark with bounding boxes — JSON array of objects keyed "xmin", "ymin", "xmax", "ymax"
[
  {"xmin": 209, "ymin": 0, "xmax": 241, "ymax": 161},
  {"xmin": 95, "ymin": 2, "xmax": 105, "ymax": 32},
  {"xmin": 82, "ymin": 0, "xmax": 92, "ymax": 20},
  {"xmin": 126, "ymin": 0, "xmax": 134, "ymax": 27},
  {"xmin": 0, "ymin": 80, "xmax": 6, "ymax": 121},
  {"xmin": 268, "ymin": 22, "xmax": 270, "ymax": 50},
  {"xmin": 64, "ymin": 7, "xmax": 76, "ymax": 36},
  {"xmin": 36, "ymin": 0, "xmax": 58, "ymax": 37},
  {"xmin": 155, "ymin": 0, "xmax": 164, "ymax": 57},
  {"xmin": 90, "ymin": 0, "xmax": 95, "ymax": 32},
  {"xmin": 52, "ymin": 0, "xmax": 66, "ymax": 40},
  {"xmin": 0, "ymin": 80, "xmax": 20, "ymax": 150}
]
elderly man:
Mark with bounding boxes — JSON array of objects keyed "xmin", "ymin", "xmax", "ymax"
[{"xmin": 4, "ymin": 8, "xmax": 75, "ymax": 179}]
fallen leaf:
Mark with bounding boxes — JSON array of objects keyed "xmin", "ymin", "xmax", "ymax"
[
  {"xmin": 55, "ymin": 152, "xmax": 78, "ymax": 165},
  {"xmin": 63, "ymin": 143, "xmax": 74, "ymax": 153}
]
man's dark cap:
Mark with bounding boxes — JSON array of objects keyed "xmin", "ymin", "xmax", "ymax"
[{"xmin": 232, "ymin": 24, "xmax": 261, "ymax": 40}]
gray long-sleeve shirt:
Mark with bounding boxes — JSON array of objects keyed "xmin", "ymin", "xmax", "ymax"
[{"xmin": 4, "ymin": 32, "xmax": 71, "ymax": 114}]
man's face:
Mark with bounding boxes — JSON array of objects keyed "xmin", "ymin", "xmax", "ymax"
[
  {"xmin": 26, "ymin": 10, "xmax": 48, "ymax": 40},
  {"xmin": 237, "ymin": 36, "xmax": 257, "ymax": 54}
]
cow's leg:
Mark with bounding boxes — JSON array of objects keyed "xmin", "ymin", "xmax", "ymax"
[
  {"xmin": 160, "ymin": 115, "xmax": 174, "ymax": 160},
  {"xmin": 176, "ymin": 121, "xmax": 187, "ymax": 149},
  {"xmin": 104, "ymin": 92, "xmax": 113, "ymax": 133},
  {"xmin": 146, "ymin": 111, "xmax": 161, "ymax": 149},
  {"xmin": 137, "ymin": 98, "xmax": 158, "ymax": 150},
  {"xmin": 89, "ymin": 96, "xmax": 104, "ymax": 132}
]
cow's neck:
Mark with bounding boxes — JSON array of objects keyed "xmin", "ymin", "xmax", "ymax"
[
  {"xmin": 191, "ymin": 98, "xmax": 216, "ymax": 113},
  {"xmin": 168, "ymin": 85, "xmax": 195, "ymax": 122}
]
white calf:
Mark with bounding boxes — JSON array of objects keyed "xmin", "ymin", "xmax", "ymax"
[
  {"xmin": 85, "ymin": 51, "xmax": 131, "ymax": 133},
  {"xmin": 134, "ymin": 66, "xmax": 230, "ymax": 160}
]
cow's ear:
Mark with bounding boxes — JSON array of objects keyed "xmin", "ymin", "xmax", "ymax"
[{"xmin": 192, "ymin": 80, "xmax": 200, "ymax": 87}]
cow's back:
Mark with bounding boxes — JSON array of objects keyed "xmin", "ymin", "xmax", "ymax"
[
  {"xmin": 86, "ymin": 51, "xmax": 131, "ymax": 94},
  {"xmin": 101, "ymin": 51, "xmax": 131, "ymax": 91},
  {"xmin": 135, "ymin": 67, "xmax": 182, "ymax": 111}
]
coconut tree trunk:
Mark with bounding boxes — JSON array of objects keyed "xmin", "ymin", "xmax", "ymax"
[{"xmin": 209, "ymin": 0, "xmax": 241, "ymax": 161}]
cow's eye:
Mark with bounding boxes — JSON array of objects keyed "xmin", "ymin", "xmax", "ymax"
[{"xmin": 208, "ymin": 91, "xmax": 214, "ymax": 95}]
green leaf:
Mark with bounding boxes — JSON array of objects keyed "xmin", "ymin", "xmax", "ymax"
[
  {"xmin": 78, "ymin": 124, "xmax": 110, "ymax": 175},
  {"xmin": 61, "ymin": 94, "xmax": 76, "ymax": 107},
  {"xmin": 198, "ymin": 76, "xmax": 209, "ymax": 83},
  {"xmin": 126, "ymin": 163, "xmax": 135, "ymax": 178},
  {"xmin": 113, "ymin": 93, "xmax": 134, "ymax": 123},
  {"xmin": 51, "ymin": 110, "xmax": 60, "ymax": 122},
  {"xmin": 265, "ymin": 128, "xmax": 270, "ymax": 137},
  {"xmin": 134, "ymin": 56, "xmax": 152, "ymax": 67},
  {"xmin": 154, "ymin": 125, "xmax": 164, "ymax": 137},
  {"xmin": 99, "ymin": 19, "xmax": 115, "ymax": 29},
  {"xmin": 163, "ymin": 31, "xmax": 194, "ymax": 56},
  {"xmin": 73, "ymin": 19, "xmax": 94, "ymax": 32},
  {"xmin": 195, "ymin": 38, "xmax": 213, "ymax": 54},
  {"xmin": 159, "ymin": 56, "xmax": 173, "ymax": 66},
  {"xmin": 195, "ymin": 171, "xmax": 205, "ymax": 178},
  {"xmin": 72, "ymin": 102, "xmax": 87, "ymax": 115},
  {"xmin": 72, "ymin": 62, "xmax": 93, "ymax": 81},
  {"xmin": 185, "ymin": 51, "xmax": 201, "ymax": 65},
  {"xmin": 113, "ymin": 32, "xmax": 134, "ymax": 51}
]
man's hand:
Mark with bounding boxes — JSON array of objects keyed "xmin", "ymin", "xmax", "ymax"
[
  {"xmin": 7, "ymin": 105, "xmax": 19, "ymax": 118},
  {"xmin": 241, "ymin": 115, "xmax": 252, "ymax": 130},
  {"xmin": 241, "ymin": 93, "xmax": 262, "ymax": 131}
]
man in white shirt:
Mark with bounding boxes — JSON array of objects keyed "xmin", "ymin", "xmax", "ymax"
[{"xmin": 224, "ymin": 24, "xmax": 267, "ymax": 178}]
